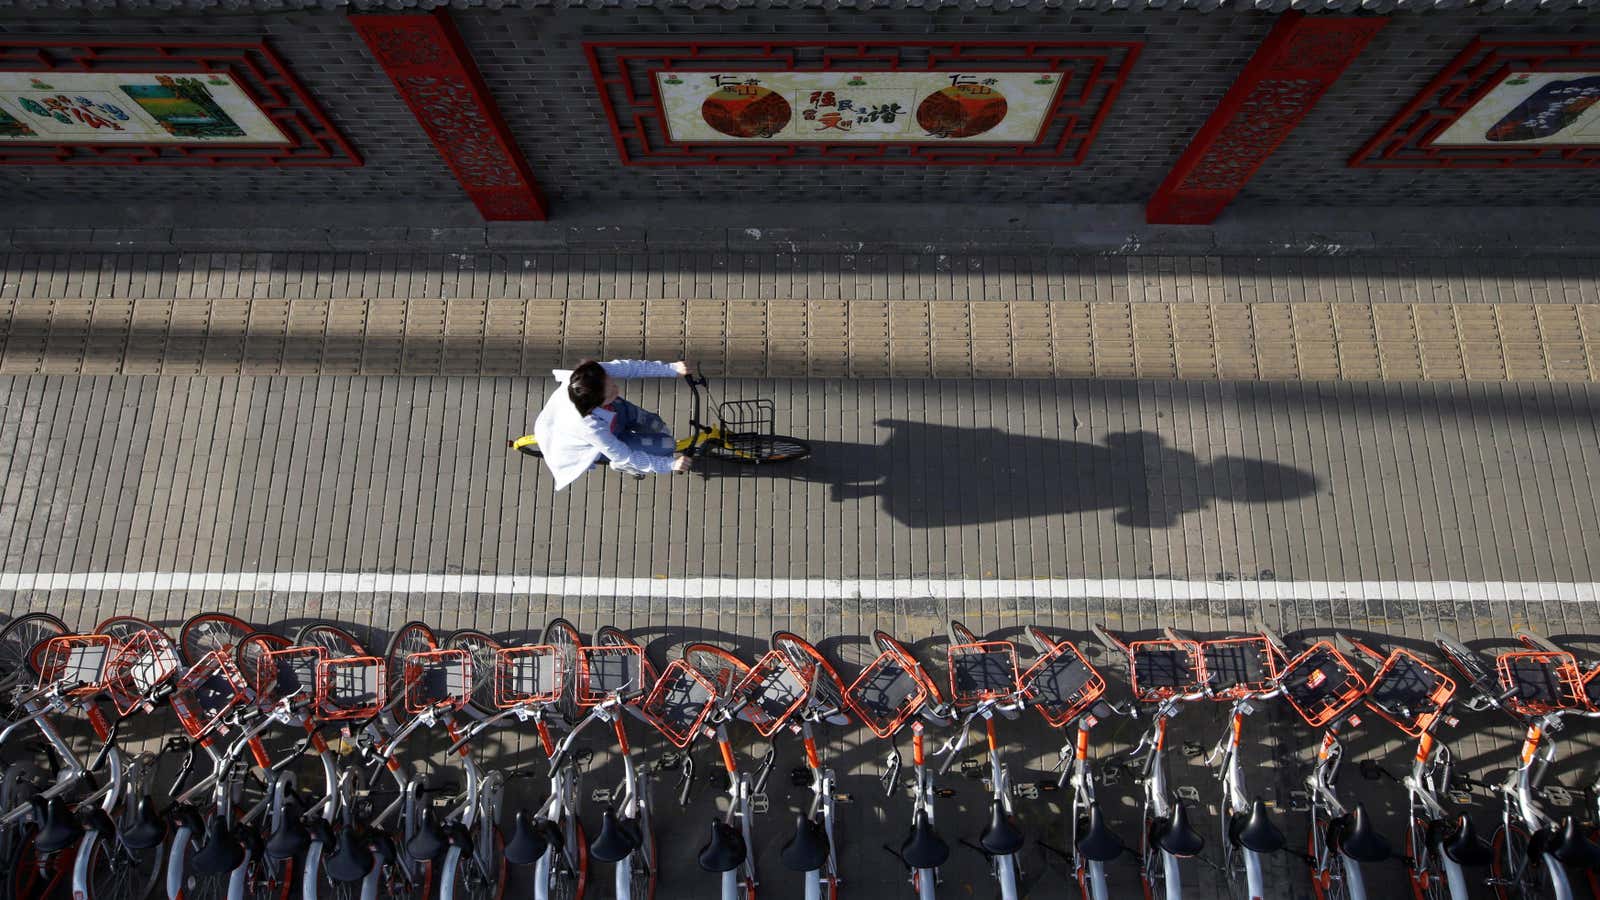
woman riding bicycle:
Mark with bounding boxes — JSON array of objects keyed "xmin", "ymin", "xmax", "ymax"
[{"xmin": 533, "ymin": 358, "xmax": 696, "ymax": 489}]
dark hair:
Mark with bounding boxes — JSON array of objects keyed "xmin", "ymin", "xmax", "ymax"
[{"xmin": 568, "ymin": 360, "xmax": 608, "ymax": 416}]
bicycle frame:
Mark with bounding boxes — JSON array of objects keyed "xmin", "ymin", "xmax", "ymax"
[
  {"xmin": 938, "ymin": 697, "xmax": 1024, "ymax": 900},
  {"xmin": 709, "ymin": 719, "xmax": 772, "ymax": 900},
  {"xmin": 1057, "ymin": 708, "xmax": 1114, "ymax": 900},
  {"xmin": 793, "ymin": 714, "xmax": 841, "ymax": 900},
  {"xmin": 1209, "ymin": 694, "xmax": 1276, "ymax": 900},
  {"xmin": 1402, "ymin": 729, "xmax": 1473, "ymax": 900},
  {"xmin": 1128, "ymin": 700, "xmax": 1188, "ymax": 900},
  {"xmin": 882, "ymin": 721, "xmax": 940, "ymax": 900},
  {"xmin": 1496, "ymin": 716, "xmax": 1577, "ymax": 899},
  {"xmin": 1305, "ymin": 722, "xmax": 1370, "ymax": 900}
]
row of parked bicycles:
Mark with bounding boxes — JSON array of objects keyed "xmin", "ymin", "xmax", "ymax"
[{"xmin": 0, "ymin": 610, "xmax": 1597, "ymax": 900}]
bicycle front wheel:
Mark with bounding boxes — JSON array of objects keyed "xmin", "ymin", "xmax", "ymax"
[
  {"xmin": 180, "ymin": 613, "xmax": 256, "ymax": 665},
  {"xmin": 701, "ymin": 435, "xmax": 811, "ymax": 465},
  {"xmin": 0, "ymin": 612, "xmax": 69, "ymax": 681},
  {"xmin": 1491, "ymin": 824, "xmax": 1561, "ymax": 900}
]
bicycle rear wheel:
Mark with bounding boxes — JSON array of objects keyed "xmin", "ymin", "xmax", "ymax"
[
  {"xmin": 0, "ymin": 612, "xmax": 69, "ymax": 681},
  {"xmin": 701, "ymin": 435, "xmax": 810, "ymax": 465},
  {"xmin": 1434, "ymin": 634, "xmax": 1494, "ymax": 691},
  {"xmin": 180, "ymin": 612, "xmax": 256, "ymax": 665},
  {"xmin": 444, "ymin": 629, "xmax": 504, "ymax": 718},
  {"xmin": 236, "ymin": 631, "xmax": 293, "ymax": 683},
  {"xmin": 684, "ymin": 643, "xmax": 751, "ymax": 696},
  {"xmin": 96, "ymin": 615, "xmax": 169, "ymax": 646}
]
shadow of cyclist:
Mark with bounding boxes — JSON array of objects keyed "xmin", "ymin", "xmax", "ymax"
[{"xmin": 792, "ymin": 421, "xmax": 1319, "ymax": 529}]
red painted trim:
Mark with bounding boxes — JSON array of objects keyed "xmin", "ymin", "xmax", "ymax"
[
  {"xmin": 1146, "ymin": 13, "xmax": 1387, "ymax": 225},
  {"xmin": 585, "ymin": 40, "xmax": 1141, "ymax": 167},
  {"xmin": 1351, "ymin": 37, "xmax": 1600, "ymax": 169},
  {"xmin": 0, "ymin": 39, "xmax": 359, "ymax": 167},
  {"xmin": 352, "ymin": 11, "xmax": 547, "ymax": 221}
]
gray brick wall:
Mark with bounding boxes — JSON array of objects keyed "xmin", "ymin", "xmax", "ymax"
[{"xmin": 0, "ymin": 7, "xmax": 1597, "ymax": 214}]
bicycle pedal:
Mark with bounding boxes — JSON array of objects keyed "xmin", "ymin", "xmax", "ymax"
[
  {"xmin": 1180, "ymin": 742, "xmax": 1204, "ymax": 759},
  {"xmin": 1540, "ymin": 786, "xmax": 1575, "ymax": 807},
  {"xmin": 1176, "ymin": 786, "xmax": 1200, "ymax": 804},
  {"xmin": 751, "ymin": 794, "xmax": 769, "ymax": 814},
  {"xmin": 1448, "ymin": 788, "xmax": 1475, "ymax": 806},
  {"xmin": 1100, "ymin": 766, "xmax": 1121, "ymax": 787},
  {"xmin": 1013, "ymin": 783, "xmax": 1040, "ymax": 801},
  {"xmin": 832, "ymin": 793, "xmax": 853, "ymax": 803},
  {"xmin": 1286, "ymin": 790, "xmax": 1311, "ymax": 813},
  {"xmin": 935, "ymin": 788, "xmax": 957, "ymax": 799},
  {"xmin": 959, "ymin": 759, "xmax": 983, "ymax": 780},
  {"xmin": 591, "ymin": 788, "xmax": 614, "ymax": 804}
]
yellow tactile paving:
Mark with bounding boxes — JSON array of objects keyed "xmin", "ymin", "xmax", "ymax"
[{"xmin": 10, "ymin": 297, "xmax": 1600, "ymax": 382}]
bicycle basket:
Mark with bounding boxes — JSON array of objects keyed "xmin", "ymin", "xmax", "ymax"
[
  {"xmin": 252, "ymin": 646, "xmax": 325, "ymax": 706},
  {"xmin": 641, "ymin": 659, "xmax": 719, "ymax": 748},
  {"xmin": 715, "ymin": 399, "xmax": 777, "ymax": 454},
  {"xmin": 35, "ymin": 635, "xmax": 115, "ymax": 697},
  {"xmin": 576, "ymin": 645, "xmax": 647, "ymax": 707},
  {"xmin": 493, "ymin": 645, "xmax": 563, "ymax": 709},
  {"xmin": 1496, "ymin": 651, "xmax": 1584, "ymax": 717},
  {"xmin": 1019, "ymin": 639, "xmax": 1106, "ymax": 728},
  {"xmin": 845, "ymin": 650, "xmax": 929, "ymax": 738},
  {"xmin": 727, "ymin": 650, "xmax": 810, "ymax": 737},
  {"xmin": 947, "ymin": 642, "xmax": 1020, "ymax": 707},
  {"xmin": 1584, "ymin": 664, "xmax": 1600, "ymax": 712},
  {"xmin": 317, "ymin": 656, "xmax": 386, "ymax": 720},
  {"xmin": 1364, "ymin": 649, "xmax": 1456, "ymax": 737},
  {"xmin": 403, "ymin": 649, "xmax": 472, "ymax": 714},
  {"xmin": 1127, "ymin": 639, "xmax": 1206, "ymax": 702},
  {"xmin": 104, "ymin": 629, "xmax": 183, "ymax": 715},
  {"xmin": 1279, "ymin": 641, "xmax": 1368, "ymax": 728},
  {"xmin": 1200, "ymin": 636, "xmax": 1281, "ymax": 700},
  {"xmin": 171, "ymin": 650, "xmax": 251, "ymax": 738}
]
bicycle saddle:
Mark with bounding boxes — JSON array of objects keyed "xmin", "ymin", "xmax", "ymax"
[
  {"xmin": 698, "ymin": 819, "xmax": 748, "ymax": 873},
  {"xmin": 1075, "ymin": 803, "xmax": 1125, "ymax": 862},
  {"xmin": 900, "ymin": 810, "xmax": 950, "ymax": 870},
  {"xmin": 31, "ymin": 796, "xmax": 82, "ymax": 854},
  {"xmin": 326, "ymin": 827, "xmax": 376, "ymax": 883},
  {"xmin": 1152, "ymin": 800, "xmax": 1205, "ymax": 857},
  {"xmin": 1437, "ymin": 814, "xmax": 1491, "ymax": 867},
  {"xmin": 590, "ymin": 806, "xmax": 641, "ymax": 863},
  {"xmin": 1229, "ymin": 799, "xmax": 1285, "ymax": 854},
  {"xmin": 121, "ymin": 795, "xmax": 167, "ymax": 851},
  {"xmin": 1332, "ymin": 804, "xmax": 1391, "ymax": 863},
  {"xmin": 406, "ymin": 808, "xmax": 448, "ymax": 863},
  {"xmin": 979, "ymin": 799, "xmax": 1026, "ymax": 857},
  {"xmin": 780, "ymin": 813, "xmax": 830, "ymax": 872},
  {"xmin": 1551, "ymin": 816, "xmax": 1600, "ymax": 869},
  {"xmin": 192, "ymin": 817, "xmax": 246, "ymax": 876},
  {"xmin": 265, "ymin": 803, "xmax": 311, "ymax": 861},
  {"xmin": 505, "ymin": 810, "xmax": 551, "ymax": 866}
]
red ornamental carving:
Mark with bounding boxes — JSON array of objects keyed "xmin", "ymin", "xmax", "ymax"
[
  {"xmin": 352, "ymin": 11, "xmax": 546, "ymax": 221},
  {"xmin": 1351, "ymin": 38, "xmax": 1600, "ymax": 169},
  {"xmin": 585, "ymin": 40, "xmax": 1141, "ymax": 166},
  {"xmin": 1146, "ymin": 13, "xmax": 1386, "ymax": 225},
  {"xmin": 0, "ymin": 40, "xmax": 358, "ymax": 167}
]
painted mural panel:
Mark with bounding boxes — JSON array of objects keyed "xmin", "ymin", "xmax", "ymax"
[
  {"xmin": 0, "ymin": 71, "xmax": 289, "ymax": 144},
  {"xmin": 656, "ymin": 71, "xmax": 1063, "ymax": 143},
  {"xmin": 1432, "ymin": 71, "xmax": 1600, "ymax": 147}
]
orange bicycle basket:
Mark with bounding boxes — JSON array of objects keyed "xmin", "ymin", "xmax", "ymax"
[
  {"xmin": 493, "ymin": 645, "xmax": 564, "ymax": 709},
  {"xmin": 575, "ymin": 644, "xmax": 647, "ymax": 707},
  {"xmin": 104, "ymin": 629, "xmax": 183, "ymax": 715},
  {"xmin": 727, "ymin": 650, "xmax": 810, "ymax": 737},
  {"xmin": 1583, "ymin": 663, "xmax": 1600, "ymax": 712},
  {"xmin": 1126, "ymin": 639, "xmax": 1206, "ymax": 703},
  {"xmin": 1279, "ymin": 641, "xmax": 1368, "ymax": 728},
  {"xmin": 1496, "ymin": 651, "xmax": 1585, "ymax": 717},
  {"xmin": 317, "ymin": 656, "xmax": 386, "ymax": 720},
  {"xmin": 1199, "ymin": 636, "xmax": 1281, "ymax": 701},
  {"xmin": 403, "ymin": 648, "xmax": 472, "ymax": 715},
  {"xmin": 846, "ymin": 650, "xmax": 930, "ymax": 739},
  {"xmin": 1019, "ymin": 638, "xmax": 1105, "ymax": 728},
  {"xmin": 947, "ymin": 641, "xmax": 1021, "ymax": 707},
  {"xmin": 1364, "ymin": 648, "xmax": 1456, "ymax": 737},
  {"xmin": 35, "ymin": 635, "xmax": 115, "ymax": 698},
  {"xmin": 641, "ymin": 659, "xmax": 720, "ymax": 748},
  {"xmin": 170, "ymin": 650, "xmax": 251, "ymax": 738},
  {"xmin": 253, "ymin": 646, "xmax": 325, "ymax": 706}
]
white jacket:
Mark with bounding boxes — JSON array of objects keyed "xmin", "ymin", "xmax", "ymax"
[{"xmin": 533, "ymin": 359, "xmax": 681, "ymax": 490}]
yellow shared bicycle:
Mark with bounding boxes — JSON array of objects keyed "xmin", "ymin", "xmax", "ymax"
[{"xmin": 510, "ymin": 374, "xmax": 811, "ymax": 467}]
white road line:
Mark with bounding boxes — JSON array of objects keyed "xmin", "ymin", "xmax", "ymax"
[{"xmin": 0, "ymin": 572, "xmax": 1596, "ymax": 602}]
